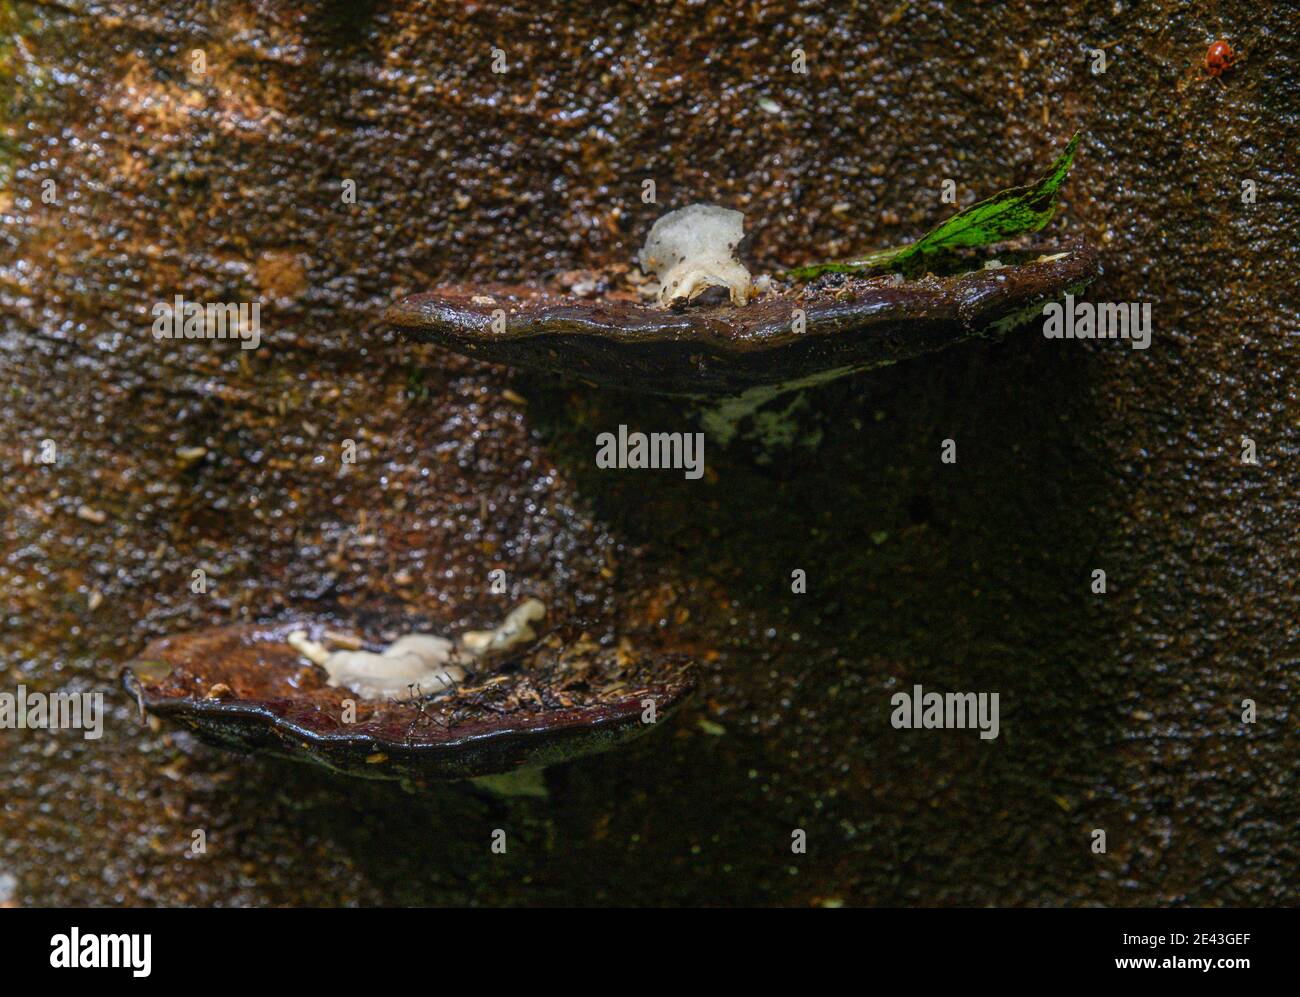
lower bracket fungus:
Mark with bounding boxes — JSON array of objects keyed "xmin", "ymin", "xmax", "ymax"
[{"xmin": 121, "ymin": 606, "xmax": 695, "ymax": 784}]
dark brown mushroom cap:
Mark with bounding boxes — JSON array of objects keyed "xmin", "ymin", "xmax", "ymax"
[
  {"xmin": 387, "ymin": 241, "xmax": 1100, "ymax": 396},
  {"xmin": 122, "ymin": 620, "xmax": 695, "ymax": 783}
]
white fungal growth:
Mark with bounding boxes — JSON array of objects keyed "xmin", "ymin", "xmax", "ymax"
[
  {"xmin": 638, "ymin": 204, "xmax": 752, "ymax": 307},
  {"xmin": 461, "ymin": 597, "xmax": 546, "ymax": 657},
  {"xmin": 287, "ymin": 598, "xmax": 547, "ymax": 701},
  {"xmin": 287, "ymin": 631, "xmax": 467, "ymax": 701}
]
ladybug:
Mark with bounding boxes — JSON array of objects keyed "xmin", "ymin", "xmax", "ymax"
[{"xmin": 1203, "ymin": 39, "xmax": 1237, "ymax": 78}]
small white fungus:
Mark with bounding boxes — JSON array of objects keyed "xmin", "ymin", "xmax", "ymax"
[
  {"xmin": 461, "ymin": 597, "xmax": 546, "ymax": 657},
  {"xmin": 287, "ymin": 630, "xmax": 467, "ymax": 701},
  {"xmin": 287, "ymin": 598, "xmax": 547, "ymax": 701},
  {"xmin": 638, "ymin": 203, "xmax": 753, "ymax": 307}
]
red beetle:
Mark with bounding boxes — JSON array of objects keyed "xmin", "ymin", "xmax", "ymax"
[{"xmin": 1203, "ymin": 40, "xmax": 1237, "ymax": 78}]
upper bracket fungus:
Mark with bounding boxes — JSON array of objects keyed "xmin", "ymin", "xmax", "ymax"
[
  {"xmin": 387, "ymin": 133, "xmax": 1096, "ymax": 399},
  {"xmin": 387, "ymin": 242, "xmax": 1100, "ymax": 397}
]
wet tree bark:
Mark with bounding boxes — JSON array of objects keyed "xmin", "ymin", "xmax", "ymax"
[{"xmin": 1, "ymin": 1, "xmax": 1295, "ymax": 905}]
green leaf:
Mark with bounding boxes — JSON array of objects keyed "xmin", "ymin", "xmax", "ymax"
[{"xmin": 782, "ymin": 131, "xmax": 1082, "ymax": 281}]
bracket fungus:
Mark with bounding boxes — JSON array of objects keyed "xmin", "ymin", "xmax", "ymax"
[
  {"xmin": 122, "ymin": 604, "xmax": 695, "ymax": 783},
  {"xmin": 388, "ymin": 242, "xmax": 1099, "ymax": 398},
  {"xmin": 387, "ymin": 134, "xmax": 1097, "ymax": 400}
]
